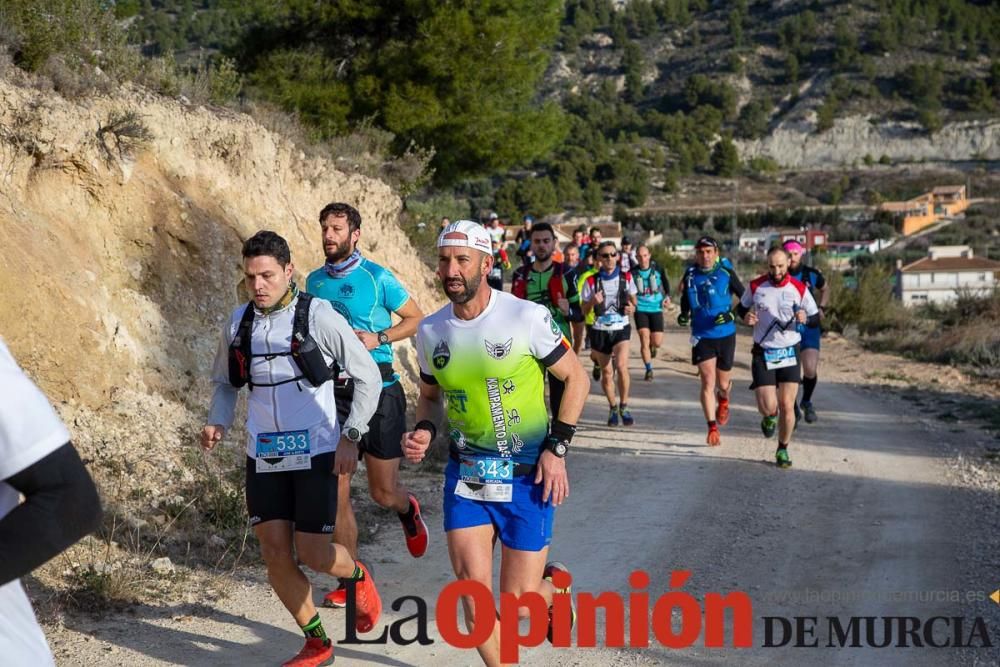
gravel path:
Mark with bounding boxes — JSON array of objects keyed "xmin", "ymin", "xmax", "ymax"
[{"xmin": 43, "ymin": 329, "xmax": 1000, "ymax": 666}]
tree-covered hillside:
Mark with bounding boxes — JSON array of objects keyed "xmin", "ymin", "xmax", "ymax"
[{"xmin": 3, "ymin": 0, "xmax": 999, "ymax": 217}]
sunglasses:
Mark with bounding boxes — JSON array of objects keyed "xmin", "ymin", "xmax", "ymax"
[{"xmin": 599, "ymin": 252, "xmax": 617, "ymax": 258}]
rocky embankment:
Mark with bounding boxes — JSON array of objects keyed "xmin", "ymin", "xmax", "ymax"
[{"xmin": 0, "ymin": 77, "xmax": 439, "ymax": 589}]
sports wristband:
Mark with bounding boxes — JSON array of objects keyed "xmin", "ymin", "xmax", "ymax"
[
  {"xmin": 414, "ymin": 419, "xmax": 437, "ymax": 441},
  {"xmin": 550, "ymin": 419, "xmax": 576, "ymax": 444}
]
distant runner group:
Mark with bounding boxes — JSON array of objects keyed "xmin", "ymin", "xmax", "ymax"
[{"xmin": 0, "ymin": 204, "xmax": 830, "ymax": 667}]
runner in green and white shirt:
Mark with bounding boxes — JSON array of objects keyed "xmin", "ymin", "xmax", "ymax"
[{"xmin": 401, "ymin": 220, "xmax": 588, "ymax": 667}]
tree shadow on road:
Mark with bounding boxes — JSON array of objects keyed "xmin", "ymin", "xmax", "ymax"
[{"xmin": 31, "ymin": 574, "xmax": 420, "ymax": 667}]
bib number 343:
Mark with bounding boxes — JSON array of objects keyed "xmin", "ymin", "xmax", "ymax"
[{"xmin": 455, "ymin": 456, "xmax": 514, "ymax": 502}]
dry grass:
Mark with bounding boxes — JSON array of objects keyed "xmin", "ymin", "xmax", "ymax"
[{"xmin": 841, "ymin": 282, "xmax": 1000, "ymax": 375}]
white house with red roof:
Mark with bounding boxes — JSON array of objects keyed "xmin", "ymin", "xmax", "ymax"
[{"xmin": 895, "ymin": 245, "xmax": 1000, "ymax": 306}]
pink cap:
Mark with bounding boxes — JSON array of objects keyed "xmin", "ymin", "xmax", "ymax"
[{"xmin": 782, "ymin": 240, "xmax": 805, "ymax": 253}]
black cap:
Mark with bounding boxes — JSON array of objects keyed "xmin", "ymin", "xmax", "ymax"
[
  {"xmin": 695, "ymin": 235, "xmax": 719, "ymax": 249},
  {"xmin": 622, "ymin": 236, "xmax": 632, "ymax": 245}
]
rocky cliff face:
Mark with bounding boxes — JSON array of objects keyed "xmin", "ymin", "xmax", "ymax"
[
  {"xmin": 0, "ymin": 78, "xmax": 439, "ymax": 511},
  {"xmin": 737, "ymin": 115, "xmax": 1000, "ymax": 168}
]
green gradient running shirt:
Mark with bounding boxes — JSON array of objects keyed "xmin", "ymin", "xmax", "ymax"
[{"xmin": 417, "ymin": 290, "xmax": 571, "ymax": 464}]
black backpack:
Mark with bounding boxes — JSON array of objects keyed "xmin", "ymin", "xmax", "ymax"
[{"xmin": 228, "ymin": 292, "xmax": 337, "ymax": 389}]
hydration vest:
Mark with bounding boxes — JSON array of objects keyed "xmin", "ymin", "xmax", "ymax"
[
  {"xmin": 635, "ymin": 264, "xmax": 665, "ymax": 296},
  {"xmin": 587, "ymin": 270, "xmax": 632, "ymax": 317},
  {"xmin": 228, "ymin": 292, "xmax": 338, "ymax": 390},
  {"xmin": 511, "ymin": 261, "xmax": 568, "ymax": 307}
]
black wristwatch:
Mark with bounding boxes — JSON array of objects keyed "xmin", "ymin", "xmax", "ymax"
[
  {"xmin": 344, "ymin": 427, "xmax": 362, "ymax": 444},
  {"xmin": 545, "ymin": 439, "xmax": 569, "ymax": 458},
  {"xmin": 377, "ymin": 330, "xmax": 390, "ymax": 346}
]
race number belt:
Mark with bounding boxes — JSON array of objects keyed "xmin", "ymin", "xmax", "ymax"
[
  {"xmin": 453, "ymin": 455, "xmax": 520, "ymax": 503},
  {"xmin": 255, "ymin": 429, "xmax": 311, "ymax": 473},
  {"xmin": 763, "ymin": 346, "xmax": 798, "ymax": 370}
]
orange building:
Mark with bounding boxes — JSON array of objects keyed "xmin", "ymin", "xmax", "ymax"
[
  {"xmin": 879, "ymin": 185, "xmax": 969, "ymax": 236},
  {"xmin": 931, "ymin": 185, "xmax": 970, "ymax": 217}
]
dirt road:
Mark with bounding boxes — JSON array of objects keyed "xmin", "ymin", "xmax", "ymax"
[{"xmin": 45, "ymin": 329, "xmax": 999, "ymax": 666}]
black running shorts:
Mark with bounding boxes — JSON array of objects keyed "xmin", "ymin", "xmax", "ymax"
[
  {"xmin": 749, "ymin": 344, "xmax": 802, "ymax": 389},
  {"xmin": 245, "ymin": 452, "xmax": 337, "ymax": 533},
  {"xmin": 589, "ymin": 326, "xmax": 631, "ymax": 355},
  {"xmin": 691, "ymin": 334, "xmax": 736, "ymax": 371},
  {"xmin": 634, "ymin": 311, "xmax": 664, "ymax": 333},
  {"xmin": 335, "ymin": 380, "xmax": 407, "ymax": 460}
]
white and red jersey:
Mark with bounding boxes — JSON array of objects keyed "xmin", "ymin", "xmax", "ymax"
[{"xmin": 740, "ymin": 274, "xmax": 818, "ymax": 349}]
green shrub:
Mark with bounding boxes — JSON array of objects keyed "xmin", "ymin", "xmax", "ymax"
[
  {"xmin": 736, "ymin": 97, "xmax": 772, "ymax": 139},
  {"xmin": 583, "ymin": 180, "xmax": 604, "ymax": 213},
  {"xmin": 747, "ymin": 156, "xmax": 780, "ymax": 175},
  {"xmin": 2, "ymin": 0, "xmax": 138, "ymax": 85},
  {"xmin": 816, "ymin": 95, "xmax": 838, "ymax": 133},
  {"xmin": 683, "ymin": 74, "xmax": 738, "ymax": 120},
  {"xmin": 830, "ymin": 264, "xmax": 910, "ymax": 335},
  {"xmin": 710, "ymin": 136, "xmax": 741, "ymax": 177}
]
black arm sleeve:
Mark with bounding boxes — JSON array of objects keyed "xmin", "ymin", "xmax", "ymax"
[
  {"xmin": 736, "ymin": 303, "xmax": 751, "ymax": 318},
  {"xmin": 726, "ymin": 268, "xmax": 746, "ymax": 299},
  {"xmin": 659, "ymin": 267, "xmax": 671, "ymax": 297},
  {"xmin": 679, "ymin": 273, "xmax": 691, "ymax": 317},
  {"xmin": 805, "ymin": 312, "xmax": 821, "ymax": 328},
  {"xmin": 0, "ymin": 442, "xmax": 103, "ymax": 586}
]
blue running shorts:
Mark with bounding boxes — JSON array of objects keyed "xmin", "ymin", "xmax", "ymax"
[
  {"xmin": 798, "ymin": 324, "xmax": 821, "ymax": 351},
  {"xmin": 443, "ymin": 458, "xmax": 554, "ymax": 552}
]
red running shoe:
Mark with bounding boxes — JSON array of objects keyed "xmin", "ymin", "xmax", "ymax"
[
  {"xmin": 716, "ymin": 397, "xmax": 730, "ymax": 426},
  {"xmin": 400, "ymin": 493, "xmax": 429, "ymax": 558},
  {"xmin": 281, "ymin": 638, "xmax": 333, "ymax": 667},
  {"xmin": 706, "ymin": 424, "xmax": 721, "ymax": 447},
  {"xmin": 354, "ymin": 561, "xmax": 382, "ymax": 633},
  {"xmin": 322, "ymin": 579, "xmax": 347, "ymax": 608},
  {"xmin": 543, "ymin": 561, "xmax": 576, "ymax": 644}
]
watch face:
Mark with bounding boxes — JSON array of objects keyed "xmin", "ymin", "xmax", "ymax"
[
  {"xmin": 378, "ymin": 331, "xmax": 390, "ymax": 345},
  {"xmin": 346, "ymin": 427, "xmax": 362, "ymax": 442},
  {"xmin": 555, "ymin": 442, "xmax": 568, "ymax": 457}
]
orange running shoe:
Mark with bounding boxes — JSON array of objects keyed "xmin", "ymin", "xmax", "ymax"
[
  {"xmin": 706, "ymin": 424, "xmax": 721, "ymax": 446},
  {"xmin": 353, "ymin": 561, "xmax": 382, "ymax": 633},
  {"xmin": 281, "ymin": 638, "xmax": 333, "ymax": 667},
  {"xmin": 716, "ymin": 397, "xmax": 730, "ymax": 426}
]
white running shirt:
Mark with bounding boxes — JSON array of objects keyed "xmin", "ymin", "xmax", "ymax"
[
  {"xmin": 740, "ymin": 274, "xmax": 819, "ymax": 349},
  {"xmin": 0, "ymin": 339, "xmax": 67, "ymax": 667}
]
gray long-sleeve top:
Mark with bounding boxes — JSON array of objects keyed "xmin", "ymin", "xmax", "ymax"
[{"xmin": 208, "ymin": 294, "xmax": 381, "ymax": 457}]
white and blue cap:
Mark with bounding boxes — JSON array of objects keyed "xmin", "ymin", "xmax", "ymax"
[{"xmin": 437, "ymin": 219, "xmax": 493, "ymax": 255}]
